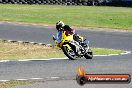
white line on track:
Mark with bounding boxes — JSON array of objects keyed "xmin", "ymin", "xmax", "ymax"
[
  {"xmin": 0, "ymin": 60, "xmax": 10, "ymax": 63},
  {"xmin": 16, "ymin": 79, "xmax": 28, "ymax": 81},
  {"xmin": 120, "ymin": 51, "xmax": 131, "ymax": 55},
  {"xmin": 0, "ymin": 51, "xmax": 131, "ymax": 63},
  {"xmin": 0, "ymin": 77, "xmax": 61, "ymax": 82},
  {"xmin": 0, "ymin": 80, "xmax": 10, "ymax": 82},
  {"xmin": 29, "ymin": 78, "xmax": 43, "ymax": 80},
  {"xmin": 50, "ymin": 77, "xmax": 60, "ymax": 79}
]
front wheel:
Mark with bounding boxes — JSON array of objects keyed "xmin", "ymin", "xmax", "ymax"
[
  {"xmin": 62, "ymin": 45, "xmax": 77, "ymax": 60},
  {"xmin": 84, "ymin": 49, "xmax": 93, "ymax": 59}
]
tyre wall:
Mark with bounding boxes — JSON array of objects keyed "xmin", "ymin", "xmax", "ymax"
[
  {"xmin": 0, "ymin": 0, "xmax": 131, "ymax": 6},
  {"xmin": 0, "ymin": 0, "xmax": 107, "ymax": 6}
]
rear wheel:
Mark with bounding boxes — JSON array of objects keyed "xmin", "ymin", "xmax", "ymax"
[
  {"xmin": 84, "ymin": 49, "xmax": 93, "ymax": 59},
  {"xmin": 62, "ymin": 45, "xmax": 77, "ymax": 60}
]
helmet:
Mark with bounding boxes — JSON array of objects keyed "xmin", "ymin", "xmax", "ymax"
[{"xmin": 56, "ymin": 21, "xmax": 65, "ymax": 31}]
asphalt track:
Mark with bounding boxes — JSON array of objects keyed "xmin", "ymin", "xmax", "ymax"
[{"xmin": 0, "ymin": 22, "xmax": 132, "ymax": 88}]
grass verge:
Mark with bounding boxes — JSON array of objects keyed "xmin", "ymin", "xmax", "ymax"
[
  {"xmin": 92, "ymin": 48, "xmax": 123, "ymax": 55},
  {"xmin": 0, "ymin": 5, "xmax": 132, "ymax": 30},
  {"xmin": 0, "ymin": 41, "xmax": 124, "ymax": 60},
  {"xmin": 0, "ymin": 80, "xmax": 33, "ymax": 88}
]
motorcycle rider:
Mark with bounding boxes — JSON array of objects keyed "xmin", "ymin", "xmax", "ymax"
[
  {"xmin": 54, "ymin": 21, "xmax": 82, "ymax": 44},
  {"xmin": 53, "ymin": 21, "xmax": 89, "ymax": 56}
]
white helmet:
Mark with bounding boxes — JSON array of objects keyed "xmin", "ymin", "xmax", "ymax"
[{"xmin": 56, "ymin": 21, "xmax": 65, "ymax": 31}]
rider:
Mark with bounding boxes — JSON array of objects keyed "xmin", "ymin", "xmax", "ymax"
[{"xmin": 54, "ymin": 21, "xmax": 82, "ymax": 43}]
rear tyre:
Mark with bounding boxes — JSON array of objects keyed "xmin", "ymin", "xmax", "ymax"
[
  {"xmin": 84, "ymin": 49, "xmax": 93, "ymax": 59},
  {"xmin": 62, "ymin": 45, "xmax": 77, "ymax": 60}
]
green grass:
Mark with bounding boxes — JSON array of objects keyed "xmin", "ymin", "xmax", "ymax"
[
  {"xmin": 0, "ymin": 80, "xmax": 33, "ymax": 88},
  {"xmin": 0, "ymin": 4, "xmax": 132, "ymax": 30},
  {"xmin": 92, "ymin": 48, "xmax": 123, "ymax": 55},
  {"xmin": 0, "ymin": 41, "xmax": 64, "ymax": 60},
  {"xmin": 0, "ymin": 41, "xmax": 124, "ymax": 60}
]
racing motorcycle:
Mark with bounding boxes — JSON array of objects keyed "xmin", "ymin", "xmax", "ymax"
[{"xmin": 53, "ymin": 31, "xmax": 93, "ymax": 60}]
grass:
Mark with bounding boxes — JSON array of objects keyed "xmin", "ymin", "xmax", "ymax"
[
  {"xmin": 0, "ymin": 41, "xmax": 123, "ymax": 60},
  {"xmin": 0, "ymin": 80, "xmax": 33, "ymax": 88},
  {"xmin": 0, "ymin": 41, "xmax": 64, "ymax": 60},
  {"xmin": 92, "ymin": 48, "xmax": 123, "ymax": 55},
  {"xmin": 0, "ymin": 4, "xmax": 132, "ymax": 30}
]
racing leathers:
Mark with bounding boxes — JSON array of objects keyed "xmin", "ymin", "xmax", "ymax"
[{"xmin": 54, "ymin": 25, "xmax": 82, "ymax": 43}]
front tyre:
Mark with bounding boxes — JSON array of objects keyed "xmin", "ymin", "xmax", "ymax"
[
  {"xmin": 62, "ymin": 45, "xmax": 77, "ymax": 60},
  {"xmin": 84, "ymin": 49, "xmax": 93, "ymax": 59}
]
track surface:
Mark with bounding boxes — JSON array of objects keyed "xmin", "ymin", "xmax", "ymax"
[{"xmin": 0, "ymin": 22, "xmax": 132, "ymax": 88}]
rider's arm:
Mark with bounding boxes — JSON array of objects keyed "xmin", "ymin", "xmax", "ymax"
[{"xmin": 56, "ymin": 31, "xmax": 63, "ymax": 43}]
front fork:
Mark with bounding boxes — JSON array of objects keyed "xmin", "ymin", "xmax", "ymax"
[{"xmin": 70, "ymin": 41, "xmax": 85, "ymax": 56}]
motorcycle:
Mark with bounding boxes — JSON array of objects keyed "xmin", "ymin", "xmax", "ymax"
[{"xmin": 53, "ymin": 31, "xmax": 93, "ymax": 60}]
